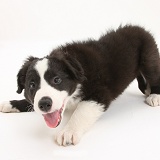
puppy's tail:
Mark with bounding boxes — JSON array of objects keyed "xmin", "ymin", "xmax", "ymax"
[{"xmin": 137, "ymin": 74, "xmax": 150, "ymax": 96}]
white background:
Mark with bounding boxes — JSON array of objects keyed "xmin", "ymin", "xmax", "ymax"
[{"xmin": 0, "ymin": 0, "xmax": 160, "ymax": 160}]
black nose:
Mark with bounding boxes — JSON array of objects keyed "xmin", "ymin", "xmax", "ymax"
[{"xmin": 38, "ymin": 97, "xmax": 52, "ymax": 112}]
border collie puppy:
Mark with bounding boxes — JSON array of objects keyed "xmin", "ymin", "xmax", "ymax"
[{"xmin": 0, "ymin": 25, "xmax": 160, "ymax": 146}]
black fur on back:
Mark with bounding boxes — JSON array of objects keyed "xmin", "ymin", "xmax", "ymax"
[{"xmin": 49, "ymin": 25, "xmax": 160, "ymax": 110}]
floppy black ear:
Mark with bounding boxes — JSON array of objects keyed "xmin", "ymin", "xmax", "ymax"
[
  {"xmin": 17, "ymin": 56, "xmax": 38, "ymax": 94},
  {"xmin": 64, "ymin": 54, "xmax": 86, "ymax": 82}
]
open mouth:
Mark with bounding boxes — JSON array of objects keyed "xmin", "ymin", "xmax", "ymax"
[{"xmin": 42, "ymin": 104, "xmax": 64, "ymax": 128}]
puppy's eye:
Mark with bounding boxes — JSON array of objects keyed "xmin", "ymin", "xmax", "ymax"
[
  {"xmin": 29, "ymin": 81, "xmax": 36, "ymax": 89},
  {"xmin": 53, "ymin": 76, "xmax": 62, "ymax": 84}
]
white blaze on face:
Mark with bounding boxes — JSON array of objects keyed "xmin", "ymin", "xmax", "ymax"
[{"xmin": 34, "ymin": 58, "xmax": 69, "ymax": 115}]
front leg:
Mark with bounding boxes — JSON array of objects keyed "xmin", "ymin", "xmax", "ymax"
[
  {"xmin": 55, "ymin": 101, "xmax": 104, "ymax": 146},
  {"xmin": 0, "ymin": 99, "xmax": 34, "ymax": 113}
]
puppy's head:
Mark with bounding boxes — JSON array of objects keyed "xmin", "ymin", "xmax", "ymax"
[{"xmin": 17, "ymin": 51, "xmax": 84, "ymax": 128}]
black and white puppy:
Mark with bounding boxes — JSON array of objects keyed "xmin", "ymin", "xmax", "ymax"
[{"xmin": 1, "ymin": 25, "xmax": 160, "ymax": 146}]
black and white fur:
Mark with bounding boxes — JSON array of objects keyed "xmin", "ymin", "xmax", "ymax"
[{"xmin": 1, "ymin": 25, "xmax": 160, "ymax": 146}]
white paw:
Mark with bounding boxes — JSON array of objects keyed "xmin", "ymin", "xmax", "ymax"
[
  {"xmin": 55, "ymin": 128, "xmax": 83, "ymax": 146},
  {"xmin": 0, "ymin": 101, "xmax": 20, "ymax": 113},
  {"xmin": 146, "ymin": 94, "xmax": 160, "ymax": 107}
]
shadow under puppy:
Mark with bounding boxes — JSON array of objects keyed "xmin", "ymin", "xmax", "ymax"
[{"xmin": 0, "ymin": 25, "xmax": 160, "ymax": 146}]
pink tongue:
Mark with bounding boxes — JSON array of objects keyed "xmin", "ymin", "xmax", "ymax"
[{"xmin": 43, "ymin": 111, "xmax": 60, "ymax": 128}]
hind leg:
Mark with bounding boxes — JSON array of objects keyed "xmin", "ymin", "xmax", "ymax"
[
  {"xmin": 145, "ymin": 73, "xmax": 160, "ymax": 107},
  {"xmin": 143, "ymin": 62, "xmax": 160, "ymax": 107},
  {"xmin": 137, "ymin": 73, "xmax": 151, "ymax": 96},
  {"xmin": 140, "ymin": 52, "xmax": 160, "ymax": 106},
  {"xmin": 138, "ymin": 32, "xmax": 160, "ymax": 107}
]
